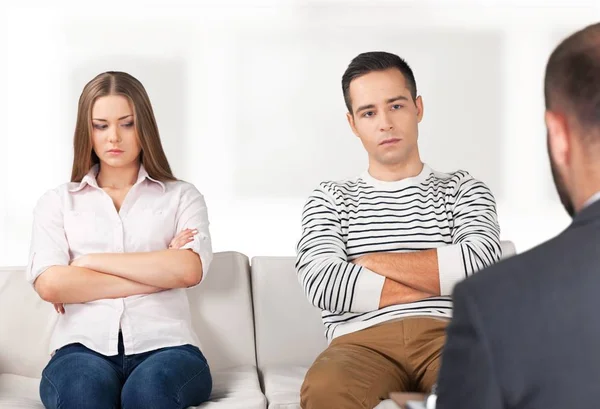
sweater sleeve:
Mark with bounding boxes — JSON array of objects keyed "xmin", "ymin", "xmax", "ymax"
[
  {"xmin": 437, "ymin": 176, "xmax": 501, "ymax": 295},
  {"xmin": 295, "ymin": 184, "xmax": 385, "ymax": 313}
]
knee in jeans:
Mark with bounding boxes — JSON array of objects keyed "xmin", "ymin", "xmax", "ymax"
[
  {"xmin": 41, "ymin": 372, "xmax": 118, "ymax": 409},
  {"xmin": 121, "ymin": 368, "xmax": 177, "ymax": 409}
]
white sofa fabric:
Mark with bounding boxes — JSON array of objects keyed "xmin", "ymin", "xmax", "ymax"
[
  {"xmin": 0, "ymin": 252, "xmax": 265, "ymax": 409},
  {"xmin": 0, "ymin": 242, "xmax": 516, "ymax": 409}
]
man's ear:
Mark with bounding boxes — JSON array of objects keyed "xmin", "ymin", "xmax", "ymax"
[
  {"xmin": 415, "ymin": 95, "xmax": 424, "ymax": 123},
  {"xmin": 546, "ymin": 110, "xmax": 571, "ymax": 170},
  {"xmin": 347, "ymin": 111, "xmax": 360, "ymax": 138}
]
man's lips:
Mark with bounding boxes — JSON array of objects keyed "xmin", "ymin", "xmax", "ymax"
[{"xmin": 379, "ymin": 138, "xmax": 401, "ymax": 145}]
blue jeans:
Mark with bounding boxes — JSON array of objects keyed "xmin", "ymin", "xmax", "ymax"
[{"xmin": 39, "ymin": 333, "xmax": 212, "ymax": 409}]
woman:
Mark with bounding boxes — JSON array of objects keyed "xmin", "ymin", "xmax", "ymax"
[{"xmin": 27, "ymin": 71, "xmax": 213, "ymax": 409}]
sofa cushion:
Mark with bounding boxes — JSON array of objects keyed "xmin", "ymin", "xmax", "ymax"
[
  {"xmin": 262, "ymin": 366, "xmax": 306, "ymax": 409},
  {"xmin": 250, "ymin": 257, "xmax": 327, "ymax": 371},
  {"xmin": 187, "ymin": 252, "xmax": 258, "ymax": 371},
  {"xmin": 0, "ymin": 268, "xmax": 56, "ymax": 379},
  {"xmin": 197, "ymin": 366, "xmax": 266, "ymax": 408},
  {"xmin": 500, "ymin": 240, "xmax": 516, "ymax": 259},
  {"xmin": 0, "ymin": 374, "xmax": 44, "ymax": 409}
]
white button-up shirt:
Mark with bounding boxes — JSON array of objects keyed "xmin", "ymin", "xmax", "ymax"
[{"xmin": 26, "ymin": 164, "xmax": 213, "ymax": 356}]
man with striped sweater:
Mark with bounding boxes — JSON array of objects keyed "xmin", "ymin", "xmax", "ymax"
[{"xmin": 296, "ymin": 51, "xmax": 502, "ymax": 409}]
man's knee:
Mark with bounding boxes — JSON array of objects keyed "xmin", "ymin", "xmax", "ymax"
[
  {"xmin": 418, "ymin": 361, "xmax": 441, "ymax": 393},
  {"xmin": 301, "ymin": 359, "xmax": 361, "ymax": 409}
]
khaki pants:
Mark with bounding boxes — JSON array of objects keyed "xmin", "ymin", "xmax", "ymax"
[{"xmin": 300, "ymin": 317, "xmax": 448, "ymax": 409}]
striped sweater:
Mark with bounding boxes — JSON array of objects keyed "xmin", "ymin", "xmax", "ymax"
[{"xmin": 296, "ymin": 164, "xmax": 501, "ymax": 341}]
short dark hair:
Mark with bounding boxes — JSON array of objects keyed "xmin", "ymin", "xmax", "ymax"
[
  {"xmin": 545, "ymin": 23, "xmax": 600, "ymax": 140},
  {"xmin": 342, "ymin": 51, "xmax": 417, "ymax": 114}
]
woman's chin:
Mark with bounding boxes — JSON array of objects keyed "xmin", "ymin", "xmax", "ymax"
[{"xmin": 99, "ymin": 157, "xmax": 137, "ymax": 168}]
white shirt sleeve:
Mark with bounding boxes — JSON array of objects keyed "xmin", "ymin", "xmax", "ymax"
[
  {"xmin": 174, "ymin": 183, "xmax": 213, "ymax": 285},
  {"xmin": 26, "ymin": 189, "xmax": 70, "ymax": 285}
]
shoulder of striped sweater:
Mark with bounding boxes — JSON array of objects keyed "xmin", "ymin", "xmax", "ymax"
[
  {"xmin": 427, "ymin": 167, "xmax": 478, "ymax": 186},
  {"xmin": 316, "ymin": 176, "xmax": 364, "ymax": 194}
]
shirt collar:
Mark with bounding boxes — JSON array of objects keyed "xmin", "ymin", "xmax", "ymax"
[
  {"xmin": 68, "ymin": 163, "xmax": 166, "ymax": 193},
  {"xmin": 360, "ymin": 163, "xmax": 431, "ymax": 191},
  {"xmin": 135, "ymin": 164, "xmax": 166, "ymax": 191},
  {"xmin": 583, "ymin": 190, "xmax": 600, "ymax": 210}
]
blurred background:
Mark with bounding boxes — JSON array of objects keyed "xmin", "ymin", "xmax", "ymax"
[{"xmin": 1, "ymin": 0, "xmax": 598, "ymax": 266}]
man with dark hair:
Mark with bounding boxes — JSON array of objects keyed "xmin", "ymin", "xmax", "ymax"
[
  {"xmin": 296, "ymin": 51, "xmax": 502, "ymax": 409},
  {"xmin": 436, "ymin": 23, "xmax": 600, "ymax": 409}
]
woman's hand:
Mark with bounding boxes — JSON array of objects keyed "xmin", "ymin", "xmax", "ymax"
[
  {"xmin": 54, "ymin": 303, "xmax": 65, "ymax": 314},
  {"xmin": 168, "ymin": 229, "xmax": 198, "ymax": 250}
]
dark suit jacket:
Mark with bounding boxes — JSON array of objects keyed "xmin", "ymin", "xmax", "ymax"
[{"xmin": 437, "ymin": 199, "xmax": 600, "ymax": 409}]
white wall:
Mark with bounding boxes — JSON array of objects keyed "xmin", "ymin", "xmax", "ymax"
[{"xmin": 1, "ymin": 0, "xmax": 598, "ymax": 266}]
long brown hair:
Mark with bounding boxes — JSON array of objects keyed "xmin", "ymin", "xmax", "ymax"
[{"xmin": 71, "ymin": 71, "xmax": 176, "ymax": 182}]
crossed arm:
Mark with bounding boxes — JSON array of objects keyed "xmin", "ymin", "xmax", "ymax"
[
  {"xmin": 353, "ymin": 250, "xmax": 441, "ymax": 308},
  {"xmin": 296, "ymin": 180, "xmax": 501, "ymax": 313},
  {"xmin": 296, "ymin": 190, "xmax": 440, "ymax": 314},
  {"xmin": 35, "ymin": 229, "xmax": 201, "ymax": 306},
  {"xmin": 29, "ymin": 184, "xmax": 212, "ymax": 310}
]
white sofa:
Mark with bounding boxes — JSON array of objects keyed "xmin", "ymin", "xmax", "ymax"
[
  {"xmin": 0, "ymin": 242, "xmax": 516, "ymax": 409},
  {"xmin": 0, "ymin": 252, "xmax": 266, "ymax": 409}
]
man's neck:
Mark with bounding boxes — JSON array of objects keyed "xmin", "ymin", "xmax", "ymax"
[
  {"xmin": 367, "ymin": 160, "xmax": 424, "ymax": 182},
  {"xmin": 569, "ymin": 160, "xmax": 600, "ymax": 212},
  {"xmin": 575, "ymin": 184, "xmax": 600, "ymax": 212}
]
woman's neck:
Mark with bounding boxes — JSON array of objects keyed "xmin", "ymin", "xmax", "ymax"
[{"xmin": 97, "ymin": 162, "xmax": 140, "ymax": 189}]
